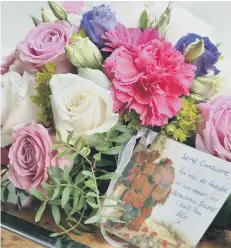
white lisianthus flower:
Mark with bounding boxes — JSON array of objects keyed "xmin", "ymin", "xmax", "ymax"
[
  {"xmin": 1, "ymin": 72, "xmax": 40, "ymax": 147},
  {"xmin": 50, "ymin": 73, "xmax": 118, "ymax": 145},
  {"xmin": 41, "ymin": 8, "xmax": 58, "ymax": 23}
]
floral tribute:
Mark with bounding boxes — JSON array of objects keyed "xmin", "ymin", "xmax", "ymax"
[{"xmin": 1, "ymin": 0, "xmax": 230, "ymax": 244}]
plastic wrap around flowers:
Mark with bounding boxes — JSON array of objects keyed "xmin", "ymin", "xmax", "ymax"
[{"xmin": 1, "ymin": 0, "xmax": 230, "ymax": 242}]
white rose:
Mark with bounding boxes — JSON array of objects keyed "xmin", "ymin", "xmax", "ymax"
[
  {"xmin": 1, "ymin": 72, "xmax": 40, "ymax": 147},
  {"xmin": 50, "ymin": 73, "xmax": 118, "ymax": 145}
]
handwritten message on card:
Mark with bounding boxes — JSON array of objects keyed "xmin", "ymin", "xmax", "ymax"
[{"xmin": 152, "ymin": 139, "xmax": 231, "ymax": 247}]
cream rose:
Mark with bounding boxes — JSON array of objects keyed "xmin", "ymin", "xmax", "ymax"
[
  {"xmin": 50, "ymin": 73, "xmax": 118, "ymax": 144},
  {"xmin": 1, "ymin": 72, "xmax": 39, "ymax": 147}
]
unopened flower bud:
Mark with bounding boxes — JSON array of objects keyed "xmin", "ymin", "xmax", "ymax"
[
  {"xmin": 65, "ymin": 37, "xmax": 103, "ymax": 69},
  {"xmin": 41, "ymin": 8, "xmax": 58, "ymax": 23},
  {"xmin": 48, "ymin": 1, "xmax": 67, "ymax": 21}
]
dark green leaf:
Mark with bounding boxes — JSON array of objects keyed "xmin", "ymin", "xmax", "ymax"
[
  {"xmin": 95, "ymin": 158, "xmax": 114, "ymax": 167},
  {"xmin": 94, "ymin": 133, "xmax": 105, "ymax": 142},
  {"xmin": 35, "ymin": 201, "xmax": 47, "ymax": 222},
  {"xmin": 107, "ymin": 133, "xmax": 132, "ymax": 143},
  {"xmin": 3, "ymin": 187, "xmax": 9, "ymax": 201},
  {"xmin": 17, "ymin": 195, "xmax": 22, "ymax": 209},
  {"xmin": 30, "ymin": 189, "xmax": 46, "ymax": 201},
  {"xmin": 41, "ymin": 182, "xmax": 53, "ymax": 197},
  {"xmin": 82, "ymin": 170, "xmax": 93, "ymax": 178},
  {"xmin": 52, "ymin": 205, "xmax": 61, "ymax": 225},
  {"xmin": 95, "ymin": 142, "xmax": 111, "ymax": 152},
  {"xmin": 62, "ymin": 186, "xmax": 72, "ymax": 208},
  {"xmin": 51, "ymin": 187, "xmax": 60, "ymax": 201},
  {"xmin": 93, "ymin": 153, "xmax": 101, "ymax": 161},
  {"xmin": 139, "ymin": 10, "xmax": 148, "ymax": 30},
  {"xmin": 84, "ymin": 215, "xmax": 102, "ymax": 224},
  {"xmin": 102, "ymin": 146, "xmax": 123, "ymax": 155},
  {"xmin": 66, "ymin": 130, "xmax": 74, "ymax": 144},
  {"xmin": 97, "ymin": 172, "xmax": 118, "ymax": 180}
]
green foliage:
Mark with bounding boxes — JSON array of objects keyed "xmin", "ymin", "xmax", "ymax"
[
  {"xmin": 139, "ymin": 10, "xmax": 148, "ymax": 30},
  {"xmin": 31, "ymin": 63, "xmax": 56, "ymax": 126},
  {"xmin": 162, "ymin": 97, "xmax": 199, "ymax": 142}
]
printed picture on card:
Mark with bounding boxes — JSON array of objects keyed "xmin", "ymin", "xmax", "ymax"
[{"xmin": 102, "ymin": 131, "xmax": 231, "ymax": 248}]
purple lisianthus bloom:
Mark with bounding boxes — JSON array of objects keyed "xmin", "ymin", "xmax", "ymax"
[
  {"xmin": 175, "ymin": 33, "xmax": 221, "ymax": 77},
  {"xmin": 80, "ymin": 4, "xmax": 116, "ymax": 48}
]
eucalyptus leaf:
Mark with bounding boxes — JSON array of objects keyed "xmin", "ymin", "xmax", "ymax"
[
  {"xmin": 52, "ymin": 205, "xmax": 61, "ymax": 225},
  {"xmin": 95, "ymin": 142, "xmax": 111, "ymax": 152},
  {"xmin": 62, "ymin": 186, "xmax": 72, "ymax": 208},
  {"xmin": 35, "ymin": 201, "xmax": 47, "ymax": 222},
  {"xmin": 41, "ymin": 182, "xmax": 53, "ymax": 197},
  {"xmin": 51, "ymin": 187, "xmax": 60, "ymax": 201},
  {"xmin": 97, "ymin": 172, "xmax": 118, "ymax": 180},
  {"xmin": 30, "ymin": 189, "xmax": 46, "ymax": 201},
  {"xmin": 139, "ymin": 10, "xmax": 148, "ymax": 30},
  {"xmin": 102, "ymin": 146, "xmax": 123, "ymax": 155},
  {"xmin": 84, "ymin": 215, "xmax": 102, "ymax": 224},
  {"xmin": 66, "ymin": 130, "xmax": 74, "ymax": 144}
]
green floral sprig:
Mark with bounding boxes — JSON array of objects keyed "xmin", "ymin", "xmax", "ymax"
[
  {"xmin": 31, "ymin": 63, "xmax": 56, "ymax": 127},
  {"xmin": 163, "ymin": 97, "xmax": 199, "ymax": 142}
]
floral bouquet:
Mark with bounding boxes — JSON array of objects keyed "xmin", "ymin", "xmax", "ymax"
[{"xmin": 1, "ymin": 1, "xmax": 231, "ymax": 247}]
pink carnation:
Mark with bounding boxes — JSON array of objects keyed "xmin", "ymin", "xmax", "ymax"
[
  {"xmin": 8, "ymin": 122, "xmax": 73, "ymax": 191},
  {"xmin": 103, "ymin": 32, "xmax": 196, "ymax": 126},
  {"xmin": 196, "ymin": 96, "xmax": 231, "ymax": 162},
  {"xmin": 102, "ymin": 22, "xmax": 159, "ymax": 52}
]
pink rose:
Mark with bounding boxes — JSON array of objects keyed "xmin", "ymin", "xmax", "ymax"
[
  {"xmin": 60, "ymin": 1, "xmax": 84, "ymax": 14},
  {"xmin": 16, "ymin": 21, "xmax": 74, "ymax": 74},
  {"xmin": 8, "ymin": 122, "xmax": 73, "ymax": 191},
  {"xmin": 196, "ymin": 96, "xmax": 231, "ymax": 162}
]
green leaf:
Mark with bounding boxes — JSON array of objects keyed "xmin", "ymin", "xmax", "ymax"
[
  {"xmin": 107, "ymin": 133, "xmax": 132, "ymax": 143},
  {"xmin": 86, "ymin": 198, "xmax": 98, "ymax": 209},
  {"xmin": 95, "ymin": 158, "xmax": 114, "ymax": 167},
  {"xmin": 63, "ymin": 166, "xmax": 72, "ymax": 183},
  {"xmin": 101, "ymin": 196, "xmax": 123, "ymax": 203},
  {"xmin": 41, "ymin": 182, "xmax": 53, "ymax": 197},
  {"xmin": 139, "ymin": 10, "xmax": 148, "ymax": 30},
  {"xmin": 56, "ymin": 149, "xmax": 69, "ymax": 158},
  {"xmin": 82, "ymin": 170, "xmax": 93, "ymax": 178},
  {"xmin": 64, "ymin": 202, "xmax": 72, "ymax": 216},
  {"xmin": 73, "ymin": 136, "xmax": 83, "ymax": 148},
  {"xmin": 51, "ymin": 187, "xmax": 60, "ymax": 201},
  {"xmin": 35, "ymin": 201, "xmax": 47, "ymax": 222},
  {"xmin": 67, "ymin": 151, "xmax": 79, "ymax": 160},
  {"xmin": 106, "ymin": 129, "xmax": 120, "ymax": 139},
  {"xmin": 95, "ymin": 142, "xmax": 111, "ymax": 152},
  {"xmin": 52, "ymin": 144, "xmax": 65, "ymax": 151},
  {"xmin": 30, "ymin": 15, "xmax": 42, "ymax": 26},
  {"xmin": 52, "ymin": 205, "xmax": 61, "ymax": 225},
  {"xmin": 3, "ymin": 187, "xmax": 9, "ymax": 201},
  {"xmin": 49, "ymin": 232, "xmax": 60, "ymax": 238},
  {"xmin": 115, "ymin": 125, "xmax": 133, "ymax": 133},
  {"xmin": 94, "ymin": 133, "xmax": 105, "ymax": 142},
  {"xmin": 102, "ymin": 146, "xmax": 123, "ymax": 155},
  {"xmin": 84, "ymin": 180, "xmax": 96, "ymax": 191},
  {"xmin": 93, "ymin": 153, "xmax": 101, "ymax": 161},
  {"xmin": 62, "ymin": 186, "xmax": 72, "ymax": 208},
  {"xmin": 56, "ymin": 129, "xmax": 62, "ymax": 141},
  {"xmin": 30, "ymin": 189, "xmax": 46, "ymax": 201},
  {"xmin": 97, "ymin": 172, "xmax": 118, "ymax": 180},
  {"xmin": 78, "ymin": 193, "xmax": 85, "ymax": 211},
  {"xmin": 84, "ymin": 215, "xmax": 102, "ymax": 224},
  {"xmin": 106, "ymin": 216, "xmax": 126, "ymax": 223},
  {"xmin": 49, "ymin": 199, "xmax": 62, "ymax": 206},
  {"xmin": 69, "ymin": 188, "xmax": 80, "ymax": 216},
  {"xmin": 66, "ymin": 130, "xmax": 74, "ymax": 144},
  {"xmin": 81, "ymin": 147, "xmax": 91, "ymax": 157},
  {"xmin": 86, "ymin": 192, "xmax": 98, "ymax": 198},
  {"xmin": 75, "ymin": 172, "xmax": 85, "ymax": 185}
]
